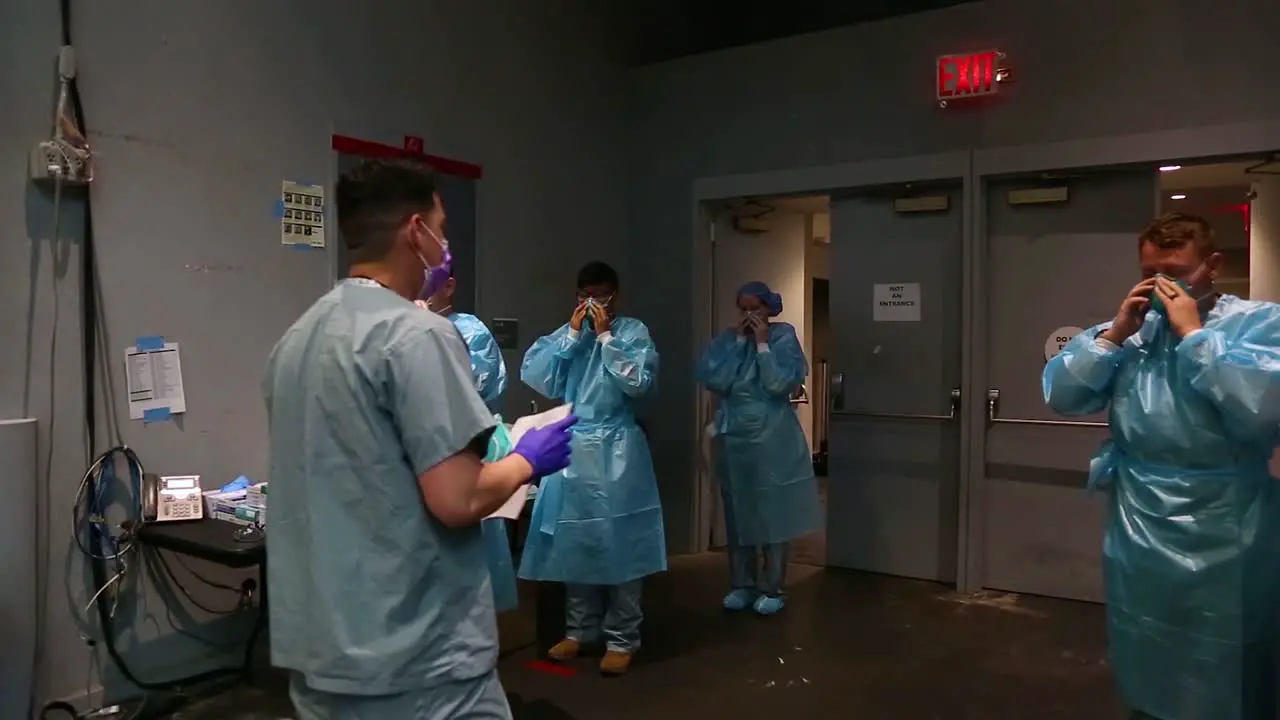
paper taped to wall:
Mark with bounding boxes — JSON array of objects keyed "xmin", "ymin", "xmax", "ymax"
[
  {"xmin": 280, "ymin": 181, "xmax": 326, "ymax": 248},
  {"xmin": 872, "ymin": 282, "xmax": 921, "ymax": 322},
  {"xmin": 485, "ymin": 403, "xmax": 573, "ymax": 520},
  {"xmin": 125, "ymin": 339, "xmax": 187, "ymax": 421}
]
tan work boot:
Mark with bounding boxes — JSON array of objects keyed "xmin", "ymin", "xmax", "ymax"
[
  {"xmin": 599, "ymin": 649, "xmax": 632, "ymax": 675},
  {"xmin": 546, "ymin": 638, "xmax": 581, "ymax": 661}
]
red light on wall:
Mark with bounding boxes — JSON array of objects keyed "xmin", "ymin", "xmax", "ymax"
[
  {"xmin": 1211, "ymin": 203, "xmax": 1251, "ymax": 237},
  {"xmin": 937, "ymin": 50, "xmax": 1006, "ymax": 106}
]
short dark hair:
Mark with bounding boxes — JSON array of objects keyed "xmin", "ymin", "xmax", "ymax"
[
  {"xmin": 576, "ymin": 261, "xmax": 618, "ymax": 290},
  {"xmin": 1138, "ymin": 213, "xmax": 1217, "ymax": 257},
  {"xmin": 337, "ymin": 159, "xmax": 438, "ymax": 263}
]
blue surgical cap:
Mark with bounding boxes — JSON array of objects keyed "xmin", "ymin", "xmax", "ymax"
[{"xmin": 738, "ymin": 281, "xmax": 783, "ymax": 317}]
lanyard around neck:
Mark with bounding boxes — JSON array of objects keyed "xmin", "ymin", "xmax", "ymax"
[{"xmin": 346, "ymin": 277, "xmax": 388, "ymax": 290}]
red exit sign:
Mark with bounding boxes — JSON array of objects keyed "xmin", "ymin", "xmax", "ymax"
[{"xmin": 937, "ymin": 50, "xmax": 1006, "ymax": 104}]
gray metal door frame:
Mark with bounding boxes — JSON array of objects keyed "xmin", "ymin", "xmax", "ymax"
[{"xmin": 690, "ymin": 151, "xmax": 979, "ymax": 586}]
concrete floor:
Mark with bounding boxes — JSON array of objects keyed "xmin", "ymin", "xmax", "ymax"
[{"xmin": 152, "ymin": 552, "xmax": 1126, "ymax": 720}]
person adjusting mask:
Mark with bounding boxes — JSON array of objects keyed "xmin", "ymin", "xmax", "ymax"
[
  {"xmin": 695, "ymin": 281, "xmax": 821, "ymax": 616},
  {"xmin": 1042, "ymin": 213, "xmax": 1280, "ymax": 720},
  {"xmin": 518, "ymin": 261, "xmax": 665, "ymax": 676},
  {"xmin": 417, "ymin": 270, "xmax": 517, "ymax": 613},
  {"xmin": 262, "ymin": 158, "xmax": 576, "ymax": 720}
]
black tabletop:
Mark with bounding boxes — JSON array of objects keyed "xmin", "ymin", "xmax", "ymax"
[{"xmin": 135, "ymin": 518, "xmax": 265, "ymax": 568}]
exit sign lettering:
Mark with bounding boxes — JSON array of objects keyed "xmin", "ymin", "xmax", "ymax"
[{"xmin": 937, "ymin": 50, "xmax": 1004, "ymax": 103}]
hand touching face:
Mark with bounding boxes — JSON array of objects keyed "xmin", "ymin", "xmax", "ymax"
[
  {"xmin": 1154, "ymin": 275, "xmax": 1202, "ymax": 337},
  {"xmin": 588, "ymin": 300, "xmax": 612, "ymax": 334},
  {"xmin": 570, "ymin": 301, "xmax": 588, "ymax": 332}
]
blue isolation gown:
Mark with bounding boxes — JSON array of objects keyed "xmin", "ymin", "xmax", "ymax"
[
  {"xmin": 517, "ymin": 318, "xmax": 668, "ymax": 586},
  {"xmin": 448, "ymin": 311, "xmax": 519, "ymax": 614},
  {"xmin": 696, "ymin": 323, "xmax": 821, "ymax": 545},
  {"xmin": 1042, "ymin": 295, "xmax": 1280, "ymax": 720},
  {"xmin": 450, "ymin": 312, "xmax": 508, "ymax": 415}
]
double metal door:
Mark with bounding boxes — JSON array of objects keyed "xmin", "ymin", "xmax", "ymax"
[{"xmin": 823, "ymin": 168, "xmax": 1157, "ymax": 601}]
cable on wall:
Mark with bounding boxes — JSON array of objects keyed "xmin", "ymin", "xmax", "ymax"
[{"xmin": 35, "ymin": 2, "xmax": 248, "ymax": 715}]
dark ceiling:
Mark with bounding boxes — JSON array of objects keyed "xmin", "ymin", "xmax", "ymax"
[{"xmin": 620, "ymin": 0, "xmax": 980, "ymax": 66}]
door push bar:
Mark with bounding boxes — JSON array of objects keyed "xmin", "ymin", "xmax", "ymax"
[
  {"xmin": 831, "ymin": 372, "xmax": 960, "ymax": 422},
  {"xmin": 985, "ymin": 388, "xmax": 1108, "ymax": 428}
]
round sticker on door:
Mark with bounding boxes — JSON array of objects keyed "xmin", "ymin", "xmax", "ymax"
[{"xmin": 1044, "ymin": 326, "xmax": 1085, "ymax": 362}]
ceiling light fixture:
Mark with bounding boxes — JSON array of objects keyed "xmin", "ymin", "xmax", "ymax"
[
  {"xmin": 1159, "ymin": 165, "xmax": 1182, "ymax": 172},
  {"xmin": 1169, "ymin": 194, "xmax": 1187, "ymax": 200}
]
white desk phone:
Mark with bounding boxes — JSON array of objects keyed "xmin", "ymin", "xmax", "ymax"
[{"xmin": 142, "ymin": 472, "xmax": 205, "ymax": 522}]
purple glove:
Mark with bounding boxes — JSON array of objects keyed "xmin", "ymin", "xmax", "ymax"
[{"xmin": 512, "ymin": 415, "xmax": 578, "ymax": 478}]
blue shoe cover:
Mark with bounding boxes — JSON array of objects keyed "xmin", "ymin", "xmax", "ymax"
[
  {"xmin": 753, "ymin": 595, "xmax": 785, "ymax": 615},
  {"xmin": 723, "ymin": 589, "xmax": 759, "ymax": 611}
]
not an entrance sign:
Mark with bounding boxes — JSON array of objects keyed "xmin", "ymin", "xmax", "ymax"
[{"xmin": 873, "ymin": 283, "xmax": 921, "ymax": 322}]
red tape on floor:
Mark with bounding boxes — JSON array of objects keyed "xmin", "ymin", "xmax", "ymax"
[{"xmin": 525, "ymin": 660, "xmax": 576, "ymax": 677}]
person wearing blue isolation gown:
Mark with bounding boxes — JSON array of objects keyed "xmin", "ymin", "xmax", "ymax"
[
  {"xmin": 518, "ymin": 261, "xmax": 666, "ymax": 676},
  {"xmin": 419, "ymin": 269, "xmax": 518, "ymax": 614},
  {"xmin": 1042, "ymin": 214, "xmax": 1280, "ymax": 720},
  {"xmin": 695, "ymin": 281, "xmax": 821, "ymax": 616}
]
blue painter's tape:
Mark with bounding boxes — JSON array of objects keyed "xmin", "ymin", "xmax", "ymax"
[
  {"xmin": 273, "ymin": 199, "xmax": 285, "ymax": 218},
  {"xmin": 142, "ymin": 407, "xmax": 171, "ymax": 424},
  {"xmin": 135, "ymin": 336, "xmax": 165, "ymax": 351}
]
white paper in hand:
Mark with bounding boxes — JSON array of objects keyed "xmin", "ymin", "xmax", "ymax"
[
  {"xmin": 507, "ymin": 403, "xmax": 574, "ymax": 445},
  {"xmin": 486, "ymin": 404, "xmax": 573, "ymax": 520}
]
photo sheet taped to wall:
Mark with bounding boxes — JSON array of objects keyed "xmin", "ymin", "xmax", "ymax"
[
  {"xmin": 125, "ymin": 336, "xmax": 188, "ymax": 423},
  {"xmin": 279, "ymin": 180, "xmax": 326, "ymax": 248}
]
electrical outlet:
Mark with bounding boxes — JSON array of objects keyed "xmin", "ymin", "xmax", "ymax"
[
  {"xmin": 29, "ymin": 141, "xmax": 62, "ymax": 182},
  {"xmin": 29, "ymin": 139, "xmax": 91, "ymax": 185}
]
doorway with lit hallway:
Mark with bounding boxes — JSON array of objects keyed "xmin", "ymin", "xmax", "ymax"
[
  {"xmin": 696, "ymin": 165, "xmax": 970, "ymax": 592},
  {"xmin": 701, "ymin": 195, "xmax": 833, "ymax": 570}
]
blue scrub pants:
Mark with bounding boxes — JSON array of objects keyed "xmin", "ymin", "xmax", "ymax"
[
  {"xmin": 721, "ymin": 480, "xmax": 789, "ymax": 596},
  {"xmin": 727, "ymin": 542, "xmax": 789, "ymax": 597},
  {"xmin": 565, "ymin": 580, "xmax": 643, "ymax": 653},
  {"xmin": 289, "ymin": 670, "xmax": 511, "ymax": 719}
]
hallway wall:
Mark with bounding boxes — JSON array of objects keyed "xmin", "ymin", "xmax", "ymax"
[{"xmin": 0, "ymin": 0, "xmax": 628, "ymax": 706}]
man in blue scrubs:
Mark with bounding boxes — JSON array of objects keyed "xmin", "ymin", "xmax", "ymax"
[{"xmin": 263, "ymin": 159, "xmax": 575, "ymax": 719}]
